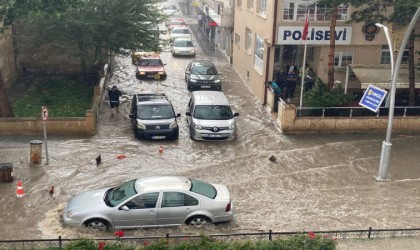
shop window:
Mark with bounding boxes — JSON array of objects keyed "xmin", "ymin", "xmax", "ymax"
[
  {"xmin": 235, "ymin": 33, "xmax": 241, "ymax": 47},
  {"xmin": 254, "ymin": 35, "xmax": 264, "ymax": 72},
  {"xmin": 334, "ymin": 52, "xmax": 353, "ymax": 68},
  {"xmin": 257, "ymin": 0, "xmax": 266, "ymax": 16},
  {"xmin": 245, "ymin": 27, "xmax": 252, "ymax": 52}
]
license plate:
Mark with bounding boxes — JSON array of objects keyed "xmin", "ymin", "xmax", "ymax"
[
  {"xmin": 201, "ymin": 86, "xmax": 211, "ymax": 88},
  {"xmin": 207, "ymin": 134, "xmax": 223, "ymax": 138},
  {"xmin": 152, "ymin": 136, "xmax": 166, "ymax": 139}
]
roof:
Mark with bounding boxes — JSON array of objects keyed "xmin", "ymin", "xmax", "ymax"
[
  {"xmin": 134, "ymin": 176, "xmax": 190, "ymax": 192},
  {"xmin": 192, "ymin": 91, "xmax": 229, "ymax": 106},
  {"xmin": 132, "ymin": 52, "xmax": 161, "ymax": 59},
  {"xmin": 349, "ymin": 64, "xmax": 420, "ymax": 89},
  {"xmin": 191, "ymin": 60, "xmax": 214, "ymax": 67},
  {"xmin": 135, "ymin": 93, "xmax": 170, "ymax": 105}
]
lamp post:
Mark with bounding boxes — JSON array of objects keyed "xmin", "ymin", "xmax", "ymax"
[
  {"xmin": 375, "ymin": 7, "xmax": 420, "ymax": 181},
  {"xmin": 375, "ymin": 23, "xmax": 394, "ymax": 90}
]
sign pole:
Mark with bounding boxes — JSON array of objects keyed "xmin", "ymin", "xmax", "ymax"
[{"xmin": 42, "ymin": 106, "xmax": 49, "ymax": 165}]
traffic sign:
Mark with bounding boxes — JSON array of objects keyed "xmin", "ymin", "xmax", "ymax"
[
  {"xmin": 359, "ymin": 85, "xmax": 388, "ymax": 113},
  {"xmin": 42, "ymin": 107, "xmax": 48, "ymax": 121}
]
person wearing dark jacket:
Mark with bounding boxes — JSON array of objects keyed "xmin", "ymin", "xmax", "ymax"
[{"xmin": 108, "ymin": 85, "xmax": 122, "ymax": 116}]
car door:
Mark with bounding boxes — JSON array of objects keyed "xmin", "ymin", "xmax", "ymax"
[
  {"xmin": 113, "ymin": 192, "xmax": 160, "ymax": 229},
  {"xmin": 157, "ymin": 191, "xmax": 199, "ymax": 226}
]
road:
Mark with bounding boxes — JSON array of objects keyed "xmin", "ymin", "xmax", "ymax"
[{"xmin": 0, "ymin": 4, "xmax": 419, "ymax": 250}]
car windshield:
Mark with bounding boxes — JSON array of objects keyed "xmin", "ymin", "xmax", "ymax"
[
  {"xmin": 105, "ymin": 179, "xmax": 137, "ymax": 207},
  {"xmin": 137, "ymin": 104, "xmax": 174, "ymax": 119},
  {"xmin": 190, "ymin": 179, "xmax": 217, "ymax": 199},
  {"xmin": 172, "ymin": 28, "xmax": 190, "ymax": 34},
  {"xmin": 174, "ymin": 40, "xmax": 194, "ymax": 47},
  {"xmin": 137, "ymin": 59, "xmax": 163, "ymax": 66},
  {"xmin": 171, "ymin": 20, "xmax": 185, "ymax": 26},
  {"xmin": 193, "ymin": 105, "xmax": 233, "ymax": 120},
  {"xmin": 191, "ymin": 65, "xmax": 217, "ymax": 75}
]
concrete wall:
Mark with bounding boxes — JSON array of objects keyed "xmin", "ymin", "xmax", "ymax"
[
  {"xmin": 0, "ymin": 26, "xmax": 17, "ymax": 88},
  {"xmin": 0, "ymin": 65, "xmax": 109, "ymax": 136},
  {"xmin": 275, "ymin": 100, "xmax": 420, "ymax": 134}
]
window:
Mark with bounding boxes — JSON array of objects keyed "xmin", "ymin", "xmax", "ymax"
[
  {"xmin": 237, "ymin": 0, "xmax": 242, "ymax": 8},
  {"xmin": 162, "ymin": 192, "xmax": 199, "ymax": 207},
  {"xmin": 124, "ymin": 192, "xmax": 159, "ymax": 209},
  {"xmin": 254, "ymin": 35, "xmax": 264, "ymax": 72},
  {"xmin": 247, "ymin": 0, "xmax": 253, "ymax": 11},
  {"xmin": 245, "ymin": 27, "xmax": 252, "ymax": 52},
  {"xmin": 380, "ymin": 45, "xmax": 409, "ymax": 64},
  {"xmin": 334, "ymin": 52, "xmax": 353, "ymax": 68},
  {"xmin": 257, "ymin": 0, "xmax": 266, "ymax": 16},
  {"xmin": 235, "ymin": 33, "xmax": 240, "ymax": 46},
  {"xmin": 283, "ymin": 0, "xmax": 347, "ymax": 21}
]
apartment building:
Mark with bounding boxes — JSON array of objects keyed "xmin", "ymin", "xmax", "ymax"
[{"xmin": 232, "ymin": 0, "xmax": 420, "ymax": 104}]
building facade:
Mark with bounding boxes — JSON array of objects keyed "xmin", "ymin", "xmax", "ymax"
[{"xmin": 232, "ymin": 0, "xmax": 420, "ymax": 104}]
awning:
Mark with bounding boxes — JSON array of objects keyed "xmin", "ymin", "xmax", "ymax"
[{"xmin": 349, "ymin": 64, "xmax": 420, "ymax": 89}]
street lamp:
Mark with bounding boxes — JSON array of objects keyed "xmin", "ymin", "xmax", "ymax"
[
  {"xmin": 375, "ymin": 23, "xmax": 394, "ymax": 96},
  {"xmin": 375, "ymin": 7, "xmax": 420, "ymax": 181}
]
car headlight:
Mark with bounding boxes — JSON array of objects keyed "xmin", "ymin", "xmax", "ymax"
[
  {"xmin": 139, "ymin": 72, "xmax": 146, "ymax": 75},
  {"xmin": 228, "ymin": 124, "xmax": 235, "ymax": 129},
  {"xmin": 189, "ymin": 79, "xmax": 197, "ymax": 83},
  {"xmin": 66, "ymin": 210, "xmax": 73, "ymax": 219},
  {"xmin": 214, "ymin": 79, "xmax": 221, "ymax": 83},
  {"xmin": 169, "ymin": 121, "xmax": 178, "ymax": 129},
  {"xmin": 159, "ymin": 71, "xmax": 165, "ymax": 75},
  {"xmin": 193, "ymin": 123, "xmax": 202, "ymax": 129},
  {"xmin": 137, "ymin": 122, "xmax": 146, "ymax": 129}
]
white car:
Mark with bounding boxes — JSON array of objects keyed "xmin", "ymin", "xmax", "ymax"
[
  {"xmin": 171, "ymin": 38, "xmax": 196, "ymax": 57},
  {"xmin": 169, "ymin": 27, "xmax": 192, "ymax": 41}
]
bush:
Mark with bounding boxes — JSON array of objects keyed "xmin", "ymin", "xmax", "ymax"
[{"xmin": 304, "ymin": 80, "xmax": 355, "ymax": 107}]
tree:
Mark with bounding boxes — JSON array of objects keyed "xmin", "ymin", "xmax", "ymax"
[
  {"xmin": 0, "ymin": 0, "xmax": 167, "ymax": 117},
  {"xmin": 0, "ymin": 71, "xmax": 14, "ymax": 117},
  {"xmin": 351, "ymin": 0, "xmax": 419, "ymax": 106}
]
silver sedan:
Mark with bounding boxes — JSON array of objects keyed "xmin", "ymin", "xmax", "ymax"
[{"xmin": 63, "ymin": 176, "xmax": 234, "ymax": 230}]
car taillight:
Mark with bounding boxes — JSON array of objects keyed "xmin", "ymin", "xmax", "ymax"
[{"xmin": 225, "ymin": 202, "xmax": 231, "ymax": 212}]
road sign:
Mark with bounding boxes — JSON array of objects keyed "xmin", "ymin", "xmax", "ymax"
[
  {"xmin": 42, "ymin": 107, "xmax": 48, "ymax": 121},
  {"xmin": 359, "ymin": 85, "xmax": 388, "ymax": 113}
]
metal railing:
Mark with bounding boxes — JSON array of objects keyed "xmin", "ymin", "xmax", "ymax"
[
  {"xmin": 296, "ymin": 106, "xmax": 420, "ymax": 118},
  {"xmin": 1, "ymin": 227, "xmax": 420, "ymax": 249}
]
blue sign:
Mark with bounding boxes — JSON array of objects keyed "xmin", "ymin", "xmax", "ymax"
[{"xmin": 359, "ymin": 85, "xmax": 388, "ymax": 113}]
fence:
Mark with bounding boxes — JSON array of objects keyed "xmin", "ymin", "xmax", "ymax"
[
  {"xmin": 296, "ymin": 106, "xmax": 420, "ymax": 118},
  {"xmin": 1, "ymin": 227, "xmax": 420, "ymax": 249}
]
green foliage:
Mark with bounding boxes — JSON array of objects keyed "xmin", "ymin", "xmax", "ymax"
[
  {"xmin": 304, "ymin": 81, "xmax": 356, "ymax": 107},
  {"xmin": 63, "ymin": 238, "xmax": 97, "ymax": 250},
  {"xmin": 11, "ymin": 75, "xmax": 93, "ymax": 117}
]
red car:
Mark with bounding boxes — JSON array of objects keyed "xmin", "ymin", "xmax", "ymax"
[
  {"xmin": 134, "ymin": 53, "xmax": 167, "ymax": 80},
  {"xmin": 167, "ymin": 18, "xmax": 187, "ymax": 31}
]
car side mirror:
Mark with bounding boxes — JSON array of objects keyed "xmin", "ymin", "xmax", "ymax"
[
  {"xmin": 129, "ymin": 114, "xmax": 134, "ymax": 118},
  {"xmin": 234, "ymin": 112, "xmax": 239, "ymax": 117},
  {"xmin": 185, "ymin": 112, "xmax": 191, "ymax": 116},
  {"xmin": 176, "ymin": 113, "xmax": 181, "ymax": 117},
  {"xmin": 120, "ymin": 205, "xmax": 129, "ymax": 211}
]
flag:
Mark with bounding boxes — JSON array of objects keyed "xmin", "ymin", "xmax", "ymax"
[{"xmin": 302, "ymin": 12, "xmax": 309, "ymax": 40}]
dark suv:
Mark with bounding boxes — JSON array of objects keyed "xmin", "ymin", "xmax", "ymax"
[
  {"xmin": 129, "ymin": 94, "xmax": 180, "ymax": 140},
  {"xmin": 185, "ymin": 60, "xmax": 222, "ymax": 91}
]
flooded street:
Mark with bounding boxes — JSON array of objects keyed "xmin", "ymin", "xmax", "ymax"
[{"xmin": 1, "ymin": 9, "xmax": 420, "ymax": 249}]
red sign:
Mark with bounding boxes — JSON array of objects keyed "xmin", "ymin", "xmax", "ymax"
[
  {"xmin": 42, "ymin": 107, "xmax": 48, "ymax": 121},
  {"xmin": 209, "ymin": 21, "xmax": 218, "ymax": 27}
]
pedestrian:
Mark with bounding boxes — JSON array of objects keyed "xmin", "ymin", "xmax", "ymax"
[
  {"xmin": 108, "ymin": 85, "xmax": 122, "ymax": 116},
  {"xmin": 197, "ymin": 13, "xmax": 203, "ymax": 28},
  {"xmin": 269, "ymin": 80, "xmax": 282, "ymax": 112},
  {"xmin": 274, "ymin": 68, "xmax": 286, "ymax": 99},
  {"xmin": 285, "ymin": 68, "xmax": 298, "ymax": 103},
  {"xmin": 300, "ymin": 63, "xmax": 315, "ymax": 91}
]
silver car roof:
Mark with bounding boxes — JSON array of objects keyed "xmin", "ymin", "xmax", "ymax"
[
  {"xmin": 135, "ymin": 176, "xmax": 191, "ymax": 192},
  {"xmin": 192, "ymin": 91, "xmax": 229, "ymax": 106}
]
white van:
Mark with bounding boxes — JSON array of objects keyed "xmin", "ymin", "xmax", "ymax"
[{"xmin": 185, "ymin": 91, "xmax": 239, "ymax": 141}]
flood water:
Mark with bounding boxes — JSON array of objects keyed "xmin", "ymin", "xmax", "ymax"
[{"xmin": 0, "ymin": 8, "xmax": 420, "ymax": 250}]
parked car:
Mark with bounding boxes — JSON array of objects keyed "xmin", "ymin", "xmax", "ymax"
[
  {"xmin": 169, "ymin": 26, "xmax": 192, "ymax": 41},
  {"xmin": 162, "ymin": 5, "xmax": 178, "ymax": 16},
  {"xmin": 186, "ymin": 91, "xmax": 239, "ymax": 141},
  {"xmin": 167, "ymin": 18, "xmax": 187, "ymax": 31},
  {"xmin": 129, "ymin": 93, "xmax": 180, "ymax": 140},
  {"xmin": 171, "ymin": 38, "xmax": 196, "ymax": 57},
  {"xmin": 63, "ymin": 176, "xmax": 234, "ymax": 230},
  {"xmin": 132, "ymin": 53, "xmax": 167, "ymax": 80},
  {"xmin": 185, "ymin": 60, "xmax": 222, "ymax": 90}
]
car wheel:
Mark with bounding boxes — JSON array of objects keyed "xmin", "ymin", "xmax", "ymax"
[
  {"xmin": 186, "ymin": 216, "xmax": 210, "ymax": 227},
  {"xmin": 84, "ymin": 219, "xmax": 110, "ymax": 231}
]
